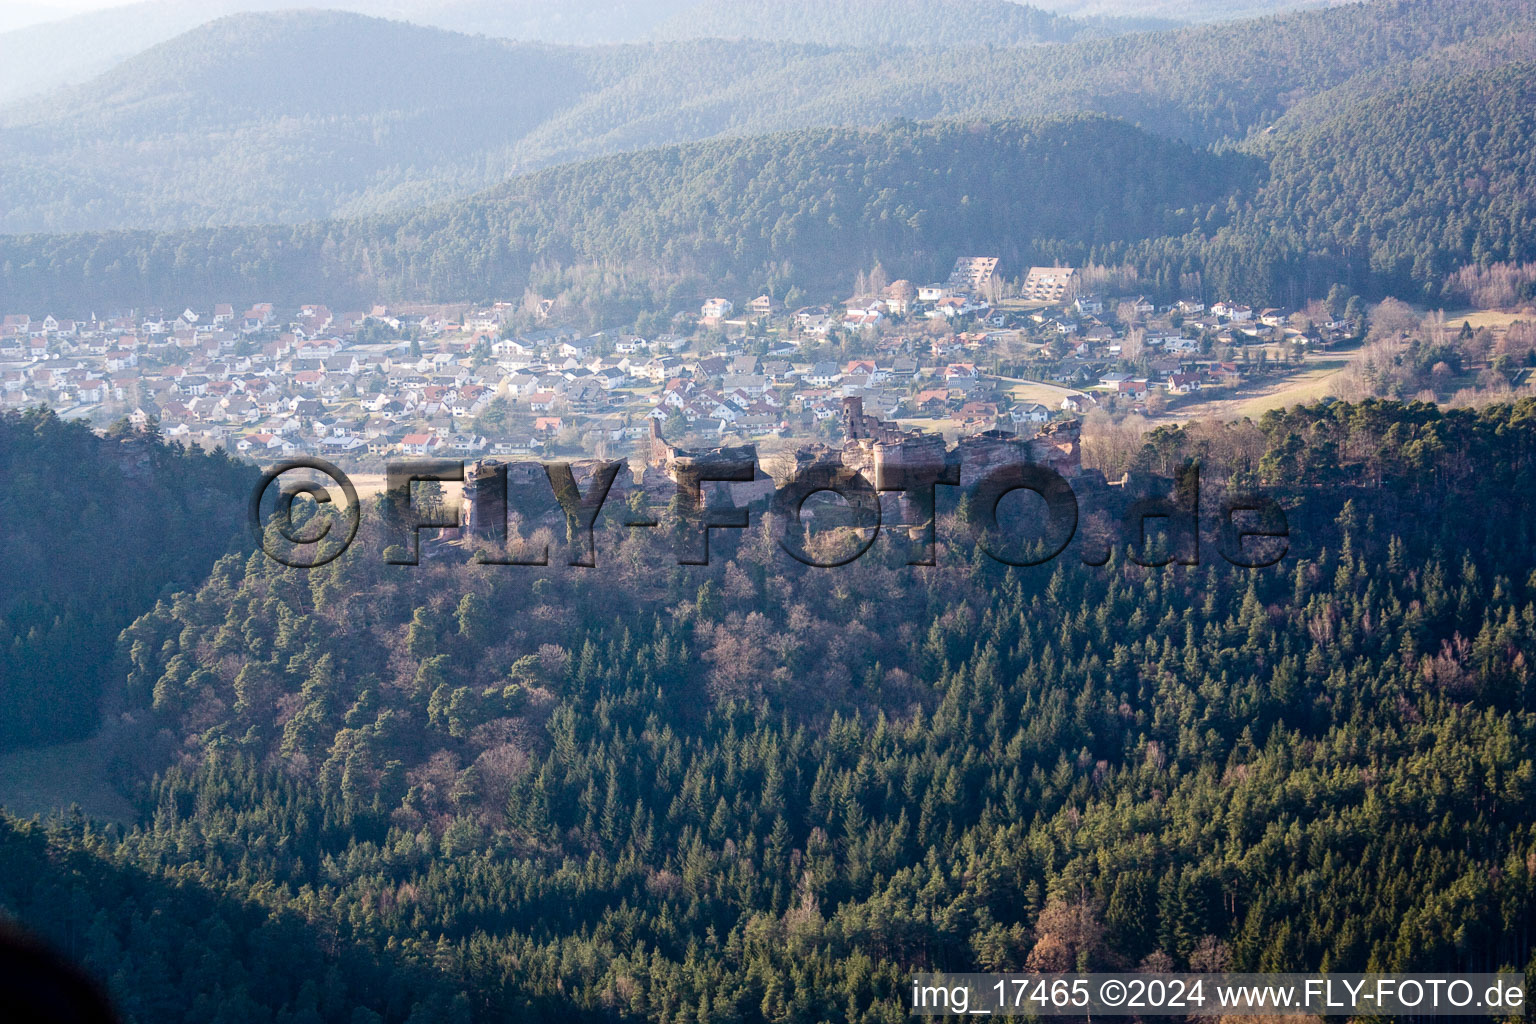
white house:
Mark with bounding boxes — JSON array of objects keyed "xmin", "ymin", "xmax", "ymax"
[{"xmin": 1010, "ymin": 403, "xmax": 1051, "ymax": 425}]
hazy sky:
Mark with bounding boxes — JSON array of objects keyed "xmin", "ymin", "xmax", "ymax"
[
  {"xmin": 23, "ymin": 0, "xmax": 136, "ymax": 11},
  {"xmin": 5, "ymin": 0, "xmax": 136, "ymax": 20},
  {"xmin": 0, "ymin": 0, "xmax": 123, "ymax": 34}
]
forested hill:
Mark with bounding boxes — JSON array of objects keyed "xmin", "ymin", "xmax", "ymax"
[
  {"xmin": 648, "ymin": 0, "xmax": 1160, "ymax": 46},
  {"xmin": 1126, "ymin": 57, "xmax": 1536, "ymax": 303},
  {"xmin": 9, "ymin": 12, "xmax": 586, "ymax": 128},
  {"xmin": 1241, "ymin": 60, "xmax": 1536, "ymax": 293},
  {"xmin": 0, "ymin": 115, "xmax": 1255, "ymax": 312},
  {"xmin": 0, "ymin": 0, "xmax": 1130, "ymax": 106},
  {"xmin": 1, "ymin": 0, "xmax": 1531, "ymax": 233},
  {"xmin": 0, "ymin": 410, "xmax": 256, "ymax": 749},
  {"xmin": 5, "ymin": 400, "xmax": 1534, "ymax": 1021},
  {"xmin": 0, "ymin": 12, "xmax": 605, "ymax": 232},
  {"xmin": 1033, "ymin": 0, "xmax": 1339, "ymax": 20},
  {"xmin": 8, "ymin": 48, "xmax": 1536, "ymax": 314}
]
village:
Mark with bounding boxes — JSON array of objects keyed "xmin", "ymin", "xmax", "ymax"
[{"xmin": 0, "ymin": 258, "xmax": 1361, "ymax": 466}]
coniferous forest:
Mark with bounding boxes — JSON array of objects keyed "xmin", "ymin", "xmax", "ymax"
[
  {"xmin": 0, "ymin": 411, "xmax": 255, "ymax": 747},
  {"xmin": 3, "ymin": 400, "xmax": 1535, "ymax": 1021},
  {"xmin": 3, "ymin": 1, "xmax": 1536, "ymax": 313},
  {"xmin": 4, "ymin": 1, "xmax": 1536, "ymax": 1020}
]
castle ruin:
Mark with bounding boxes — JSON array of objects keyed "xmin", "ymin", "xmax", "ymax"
[
  {"xmin": 838, "ymin": 396, "xmax": 1082, "ymax": 492},
  {"xmin": 460, "ymin": 404, "xmax": 1085, "ymax": 544}
]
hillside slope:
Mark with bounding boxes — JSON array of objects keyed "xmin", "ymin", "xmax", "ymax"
[
  {"xmin": 0, "ymin": 0, "xmax": 1117, "ymax": 105},
  {"xmin": 0, "ymin": 0, "xmax": 1530, "ymax": 234},
  {"xmin": 1237, "ymin": 60, "xmax": 1536, "ymax": 297},
  {"xmin": 1033, "ymin": 0, "xmax": 1341, "ymax": 20},
  {"xmin": 0, "ymin": 115, "xmax": 1254, "ymax": 311},
  {"xmin": 0, "ymin": 410, "xmax": 256, "ymax": 750},
  {"xmin": 648, "ymin": 0, "xmax": 1165, "ymax": 45},
  {"xmin": 0, "ymin": 0, "xmax": 695, "ymax": 104},
  {"xmin": 6, "ymin": 49, "xmax": 1536, "ymax": 313},
  {"xmin": 9, "ymin": 400, "xmax": 1536, "ymax": 1020},
  {"xmin": 0, "ymin": 12, "xmax": 605, "ymax": 232}
]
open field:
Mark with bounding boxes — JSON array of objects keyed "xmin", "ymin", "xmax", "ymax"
[
  {"xmin": 344, "ymin": 472, "xmax": 464, "ymax": 502},
  {"xmin": 1442, "ymin": 308, "xmax": 1534, "ymax": 333},
  {"xmin": 895, "ymin": 416, "xmax": 961, "ymax": 436},
  {"xmin": 0, "ymin": 732, "xmax": 136, "ymax": 824},
  {"xmin": 997, "ymin": 376, "xmax": 1086, "ymax": 407},
  {"xmin": 1156, "ymin": 341, "xmax": 1365, "ymax": 422}
]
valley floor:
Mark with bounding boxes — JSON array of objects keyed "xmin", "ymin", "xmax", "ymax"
[
  {"xmin": 1153, "ymin": 338, "xmax": 1366, "ymax": 422},
  {"xmin": 0, "ymin": 732, "xmax": 135, "ymax": 825}
]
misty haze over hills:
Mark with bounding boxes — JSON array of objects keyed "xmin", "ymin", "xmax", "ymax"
[
  {"xmin": 1030, "ymin": 0, "xmax": 1342, "ymax": 19},
  {"xmin": 7, "ymin": 49, "xmax": 1533, "ymax": 315},
  {"xmin": 2, "ymin": 0, "xmax": 1529, "ymax": 236},
  {"xmin": 0, "ymin": 0, "xmax": 1343, "ymax": 104},
  {"xmin": 0, "ymin": 0, "xmax": 1169, "ymax": 104},
  {"xmin": 4, "ymin": 1, "xmax": 1536, "ymax": 1021}
]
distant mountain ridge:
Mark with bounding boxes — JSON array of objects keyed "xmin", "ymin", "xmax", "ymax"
[
  {"xmin": 1, "ymin": 0, "xmax": 1530, "ymax": 235},
  {"xmin": 0, "ymin": 0, "xmax": 1142, "ymax": 105},
  {"xmin": 4, "ymin": 54, "xmax": 1534, "ymax": 313},
  {"xmin": 1238, "ymin": 59, "xmax": 1536, "ymax": 294},
  {"xmin": 0, "ymin": 114, "xmax": 1255, "ymax": 310},
  {"xmin": 1029, "ymin": 0, "xmax": 1342, "ymax": 20},
  {"xmin": 647, "ymin": 0, "xmax": 1176, "ymax": 46}
]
